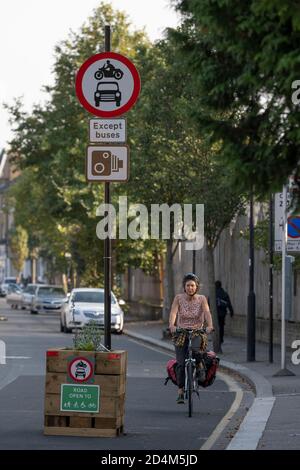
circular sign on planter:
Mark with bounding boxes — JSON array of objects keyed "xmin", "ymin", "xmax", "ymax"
[
  {"xmin": 68, "ymin": 357, "xmax": 94, "ymax": 383},
  {"xmin": 75, "ymin": 52, "xmax": 141, "ymax": 117}
]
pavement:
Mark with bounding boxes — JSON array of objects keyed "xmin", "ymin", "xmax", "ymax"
[{"xmin": 124, "ymin": 319, "xmax": 300, "ymax": 450}]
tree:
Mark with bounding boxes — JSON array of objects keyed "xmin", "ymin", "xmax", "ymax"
[
  {"xmin": 6, "ymin": 2, "xmax": 245, "ymax": 347},
  {"xmin": 200, "ymin": 157, "xmax": 245, "ymax": 351},
  {"xmin": 126, "ymin": 38, "xmax": 210, "ymax": 320},
  {"xmin": 6, "ymin": 2, "xmax": 154, "ymax": 284},
  {"xmin": 9, "ymin": 226, "xmax": 29, "ymax": 278},
  {"xmin": 170, "ymin": 0, "xmax": 300, "ymax": 198},
  {"xmin": 126, "ymin": 37, "xmax": 245, "ymax": 350}
]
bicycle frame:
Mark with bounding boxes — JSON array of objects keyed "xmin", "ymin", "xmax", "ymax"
[{"xmin": 177, "ymin": 328, "xmax": 207, "ymax": 418}]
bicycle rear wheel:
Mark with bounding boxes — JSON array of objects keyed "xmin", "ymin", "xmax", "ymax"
[{"xmin": 187, "ymin": 362, "xmax": 193, "ymax": 417}]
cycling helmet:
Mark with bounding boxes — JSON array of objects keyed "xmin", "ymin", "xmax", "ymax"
[{"xmin": 182, "ymin": 273, "xmax": 200, "ymax": 290}]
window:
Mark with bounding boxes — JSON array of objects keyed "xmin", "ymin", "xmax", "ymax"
[
  {"xmin": 97, "ymin": 83, "xmax": 118, "ymax": 90},
  {"xmin": 72, "ymin": 291, "xmax": 116, "ymax": 304},
  {"xmin": 38, "ymin": 287, "xmax": 65, "ymax": 297}
]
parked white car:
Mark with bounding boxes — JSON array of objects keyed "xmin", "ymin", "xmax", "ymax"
[{"xmin": 60, "ymin": 288, "xmax": 124, "ymax": 334}]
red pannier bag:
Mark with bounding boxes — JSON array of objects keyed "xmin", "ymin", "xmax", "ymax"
[
  {"xmin": 199, "ymin": 351, "xmax": 220, "ymax": 388},
  {"xmin": 164, "ymin": 358, "xmax": 178, "ymax": 386}
]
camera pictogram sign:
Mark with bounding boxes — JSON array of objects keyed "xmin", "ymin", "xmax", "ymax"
[
  {"xmin": 76, "ymin": 52, "xmax": 141, "ymax": 117},
  {"xmin": 86, "ymin": 145, "xmax": 129, "ymax": 182}
]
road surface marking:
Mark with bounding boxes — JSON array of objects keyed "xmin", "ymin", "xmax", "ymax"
[
  {"xmin": 200, "ymin": 371, "xmax": 243, "ymax": 450},
  {"xmin": 127, "ymin": 337, "xmax": 174, "ymax": 357},
  {"xmin": 5, "ymin": 356, "xmax": 31, "ymax": 359}
]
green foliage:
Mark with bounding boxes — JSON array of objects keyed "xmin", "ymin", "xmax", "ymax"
[
  {"xmin": 127, "ymin": 37, "xmax": 245, "ymax": 249},
  {"xmin": 6, "ymin": 2, "xmax": 154, "ymax": 283},
  {"xmin": 6, "ymin": 1, "xmax": 245, "ymax": 290},
  {"xmin": 9, "ymin": 226, "xmax": 29, "ymax": 274},
  {"xmin": 73, "ymin": 321, "xmax": 103, "ymax": 351},
  {"xmin": 171, "ymin": 0, "xmax": 300, "ymax": 197}
]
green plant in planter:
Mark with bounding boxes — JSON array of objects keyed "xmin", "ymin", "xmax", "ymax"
[{"xmin": 73, "ymin": 321, "xmax": 104, "ymax": 351}]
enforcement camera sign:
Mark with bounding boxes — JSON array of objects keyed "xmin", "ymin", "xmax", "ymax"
[{"xmin": 86, "ymin": 145, "xmax": 129, "ymax": 182}]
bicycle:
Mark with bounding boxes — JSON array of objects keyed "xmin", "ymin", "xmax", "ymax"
[{"xmin": 176, "ymin": 327, "xmax": 209, "ymax": 418}]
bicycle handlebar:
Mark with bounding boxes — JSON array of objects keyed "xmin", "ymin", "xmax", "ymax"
[{"xmin": 175, "ymin": 327, "xmax": 214, "ymax": 334}]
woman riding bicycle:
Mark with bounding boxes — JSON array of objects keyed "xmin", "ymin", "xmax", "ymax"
[{"xmin": 169, "ymin": 273, "xmax": 214, "ymax": 404}]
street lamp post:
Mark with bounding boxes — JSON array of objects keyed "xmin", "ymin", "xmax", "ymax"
[
  {"xmin": 269, "ymin": 194, "xmax": 274, "ymax": 363},
  {"xmin": 247, "ymin": 191, "xmax": 256, "ymax": 362},
  {"xmin": 192, "ymin": 249, "xmax": 196, "ymax": 274}
]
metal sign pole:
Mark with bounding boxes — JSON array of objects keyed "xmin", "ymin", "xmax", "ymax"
[
  {"xmin": 104, "ymin": 25, "xmax": 111, "ymax": 350},
  {"xmin": 75, "ymin": 27, "xmax": 141, "ymax": 348},
  {"xmin": 274, "ymin": 184, "xmax": 295, "ymax": 376},
  {"xmin": 281, "ymin": 184, "xmax": 287, "ymax": 370}
]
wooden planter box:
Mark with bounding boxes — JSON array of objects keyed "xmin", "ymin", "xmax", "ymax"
[{"xmin": 44, "ymin": 349, "xmax": 127, "ymax": 437}]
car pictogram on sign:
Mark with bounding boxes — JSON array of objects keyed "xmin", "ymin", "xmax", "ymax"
[
  {"xmin": 68, "ymin": 357, "xmax": 94, "ymax": 382},
  {"xmin": 75, "ymin": 360, "xmax": 88, "ymax": 379},
  {"xmin": 94, "ymin": 81, "xmax": 122, "ymax": 107}
]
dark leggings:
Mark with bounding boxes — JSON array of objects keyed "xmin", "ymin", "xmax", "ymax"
[
  {"xmin": 175, "ymin": 336, "xmax": 201, "ymax": 389},
  {"xmin": 218, "ymin": 313, "xmax": 226, "ymax": 343}
]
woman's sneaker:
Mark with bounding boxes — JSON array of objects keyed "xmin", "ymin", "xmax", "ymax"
[{"xmin": 176, "ymin": 393, "xmax": 184, "ymax": 404}]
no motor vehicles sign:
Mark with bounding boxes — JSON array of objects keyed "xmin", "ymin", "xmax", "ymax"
[{"xmin": 75, "ymin": 52, "xmax": 141, "ymax": 117}]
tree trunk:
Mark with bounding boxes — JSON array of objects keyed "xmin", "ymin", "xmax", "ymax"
[
  {"xmin": 162, "ymin": 239, "xmax": 175, "ymax": 322},
  {"xmin": 127, "ymin": 266, "xmax": 132, "ymax": 302},
  {"xmin": 73, "ymin": 267, "xmax": 77, "ymax": 288},
  {"xmin": 205, "ymin": 240, "xmax": 221, "ymax": 352},
  {"xmin": 31, "ymin": 256, "xmax": 37, "ymax": 284},
  {"xmin": 158, "ymin": 251, "xmax": 164, "ymax": 303}
]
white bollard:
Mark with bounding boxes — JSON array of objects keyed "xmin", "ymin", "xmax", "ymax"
[{"xmin": 0, "ymin": 340, "xmax": 6, "ymax": 365}]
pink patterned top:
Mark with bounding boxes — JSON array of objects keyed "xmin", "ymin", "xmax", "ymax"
[{"xmin": 176, "ymin": 294, "xmax": 211, "ymax": 329}]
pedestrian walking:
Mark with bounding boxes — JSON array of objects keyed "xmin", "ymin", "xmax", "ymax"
[
  {"xmin": 215, "ymin": 280, "xmax": 234, "ymax": 344},
  {"xmin": 169, "ymin": 273, "xmax": 214, "ymax": 404}
]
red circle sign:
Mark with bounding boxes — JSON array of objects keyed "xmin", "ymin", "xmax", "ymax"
[
  {"xmin": 75, "ymin": 52, "xmax": 141, "ymax": 117},
  {"xmin": 68, "ymin": 357, "xmax": 94, "ymax": 383}
]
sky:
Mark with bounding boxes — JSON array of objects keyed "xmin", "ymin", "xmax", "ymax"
[{"xmin": 0, "ymin": 0, "xmax": 179, "ymax": 149}]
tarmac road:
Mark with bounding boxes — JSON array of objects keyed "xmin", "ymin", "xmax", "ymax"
[{"xmin": 0, "ymin": 300, "xmax": 251, "ymax": 450}]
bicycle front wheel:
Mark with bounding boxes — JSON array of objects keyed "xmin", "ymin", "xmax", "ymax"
[{"xmin": 187, "ymin": 362, "xmax": 193, "ymax": 417}]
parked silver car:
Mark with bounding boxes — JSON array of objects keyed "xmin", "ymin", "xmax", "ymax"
[
  {"xmin": 21, "ymin": 284, "xmax": 41, "ymax": 310},
  {"xmin": 0, "ymin": 277, "xmax": 18, "ymax": 297},
  {"xmin": 5, "ymin": 283, "xmax": 23, "ymax": 309},
  {"xmin": 30, "ymin": 285, "xmax": 67, "ymax": 314}
]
